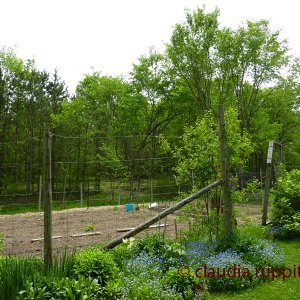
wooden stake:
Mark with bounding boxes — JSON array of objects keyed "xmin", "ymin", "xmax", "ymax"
[
  {"xmin": 163, "ymin": 218, "xmax": 167, "ymax": 237},
  {"xmin": 174, "ymin": 219, "xmax": 178, "ymax": 240},
  {"xmin": 38, "ymin": 175, "xmax": 42, "ymax": 212}
]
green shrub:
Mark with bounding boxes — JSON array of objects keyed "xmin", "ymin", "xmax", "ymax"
[
  {"xmin": 271, "ymin": 169, "xmax": 300, "ymax": 237},
  {"xmin": 133, "ymin": 234, "xmax": 167, "ymax": 256},
  {"xmin": 243, "ymin": 239, "xmax": 285, "ymax": 269},
  {"xmin": 119, "ymin": 252, "xmax": 182, "ymax": 300},
  {"xmin": 181, "ymin": 209, "xmax": 224, "ymax": 242},
  {"xmin": 214, "ymin": 232, "xmax": 285, "ymax": 269},
  {"xmin": 163, "ymin": 269, "xmax": 204, "ymax": 299},
  {"xmin": 110, "ymin": 242, "xmax": 135, "ymax": 270},
  {"xmin": 204, "ymin": 250, "xmax": 258, "ymax": 291},
  {"xmin": 133, "ymin": 235, "xmax": 185, "ymax": 271},
  {"xmin": 73, "ymin": 247, "xmax": 119, "ymax": 285},
  {"xmin": 214, "ymin": 232, "xmax": 256, "ymax": 254}
]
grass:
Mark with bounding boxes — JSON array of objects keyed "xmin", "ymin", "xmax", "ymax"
[
  {"xmin": 0, "ymin": 251, "xmax": 74, "ymax": 300},
  {"xmin": 0, "ymin": 193, "xmax": 177, "ymax": 215}
]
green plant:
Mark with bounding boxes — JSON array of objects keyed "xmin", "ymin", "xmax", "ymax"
[
  {"xmin": 204, "ymin": 250, "xmax": 258, "ymax": 292},
  {"xmin": 119, "ymin": 252, "xmax": 182, "ymax": 300},
  {"xmin": 214, "ymin": 232, "xmax": 256, "ymax": 254},
  {"xmin": 0, "ymin": 256, "xmax": 43, "ymax": 300},
  {"xmin": 182, "ymin": 210, "xmax": 224, "ymax": 243},
  {"xmin": 163, "ymin": 269, "xmax": 203, "ymax": 299},
  {"xmin": 17, "ymin": 275, "xmax": 107, "ymax": 300},
  {"xmin": 132, "ymin": 234, "xmax": 186, "ymax": 271},
  {"xmin": 110, "ymin": 243, "xmax": 135, "ymax": 270},
  {"xmin": 271, "ymin": 168, "xmax": 300, "ymax": 237},
  {"xmin": 84, "ymin": 224, "xmax": 96, "ymax": 232},
  {"xmin": 73, "ymin": 247, "xmax": 119, "ymax": 285},
  {"xmin": 0, "ymin": 233, "xmax": 3, "ymax": 254}
]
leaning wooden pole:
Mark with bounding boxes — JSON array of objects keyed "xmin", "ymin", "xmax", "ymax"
[{"xmin": 104, "ymin": 180, "xmax": 222, "ymax": 250}]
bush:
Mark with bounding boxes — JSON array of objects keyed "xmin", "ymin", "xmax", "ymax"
[
  {"xmin": 243, "ymin": 239, "xmax": 285, "ymax": 269},
  {"xmin": 214, "ymin": 232, "xmax": 256, "ymax": 254},
  {"xmin": 204, "ymin": 250, "xmax": 258, "ymax": 291},
  {"xmin": 133, "ymin": 235, "xmax": 186, "ymax": 271},
  {"xmin": 119, "ymin": 251, "xmax": 182, "ymax": 300},
  {"xmin": 181, "ymin": 206, "xmax": 224, "ymax": 242},
  {"xmin": 73, "ymin": 247, "xmax": 119, "ymax": 285},
  {"xmin": 214, "ymin": 232, "xmax": 285, "ymax": 269},
  {"xmin": 110, "ymin": 242, "xmax": 135, "ymax": 270},
  {"xmin": 271, "ymin": 169, "xmax": 300, "ymax": 237},
  {"xmin": 119, "ymin": 275, "xmax": 181, "ymax": 300},
  {"xmin": 184, "ymin": 241, "xmax": 216, "ymax": 266},
  {"xmin": 163, "ymin": 269, "xmax": 204, "ymax": 300}
]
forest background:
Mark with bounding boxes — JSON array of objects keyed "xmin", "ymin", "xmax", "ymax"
[{"xmin": 0, "ymin": 8, "xmax": 299, "ymax": 207}]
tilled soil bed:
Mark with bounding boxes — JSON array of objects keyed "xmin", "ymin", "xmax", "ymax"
[
  {"xmin": 0, "ymin": 203, "xmax": 261, "ymax": 256},
  {"xmin": 0, "ymin": 205, "xmax": 180, "ymax": 256}
]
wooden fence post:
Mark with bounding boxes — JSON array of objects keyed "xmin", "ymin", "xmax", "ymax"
[
  {"xmin": 38, "ymin": 175, "xmax": 42, "ymax": 212},
  {"xmin": 80, "ymin": 182, "xmax": 83, "ymax": 207},
  {"xmin": 44, "ymin": 131, "xmax": 53, "ymax": 271},
  {"xmin": 218, "ymin": 104, "xmax": 233, "ymax": 237}
]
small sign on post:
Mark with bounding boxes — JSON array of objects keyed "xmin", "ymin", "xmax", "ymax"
[{"xmin": 262, "ymin": 140, "xmax": 274, "ymax": 226}]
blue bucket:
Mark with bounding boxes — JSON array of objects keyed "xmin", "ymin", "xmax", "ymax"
[{"xmin": 126, "ymin": 203, "xmax": 134, "ymax": 212}]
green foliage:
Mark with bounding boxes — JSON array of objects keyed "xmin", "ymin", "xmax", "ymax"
[
  {"xmin": 110, "ymin": 242, "xmax": 135, "ymax": 270},
  {"xmin": 271, "ymin": 169, "xmax": 300, "ymax": 236},
  {"xmin": 84, "ymin": 224, "xmax": 96, "ymax": 232},
  {"xmin": 0, "ymin": 233, "xmax": 3, "ymax": 254},
  {"xmin": 163, "ymin": 269, "xmax": 203, "ymax": 299},
  {"xmin": 214, "ymin": 232, "xmax": 256, "ymax": 254},
  {"xmin": 73, "ymin": 247, "xmax": 119, "ymax": 285},
  {"xmin": 214, "ymin": 232, "xmax": 285, "ymax": 269},
  {"xmin": 0, "ymin": 256, "xmax": 43, "ymax": 300},
  {"xmin": 0, "ymin": 252, "xmax": 76, "ymax": 300},
  {"xmin": 133, "ymin": 234, "xmax": 185, "ymax": 271},
  {"xmin": 170, "ymin": 109, "xmax": 253, "ymax": 189},
  {"xmin": 17, "ymin": 275, "xmax": 109, "ymax": 300},
  {"xmin": 118, "ymin": 250, "xmax": 183, "ymax": 299},
  {"xmin": 181, "ymin": 208, "xmax": 224, "ymax": 242}
]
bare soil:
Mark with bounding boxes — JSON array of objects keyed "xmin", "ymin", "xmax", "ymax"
[
  {"xmin": 0, "ymin": 203, "xmax": 261, "ymax": 256},
  {"xmin": 0, "ymin": 205, "xmax": 180, "ymax": 256}
]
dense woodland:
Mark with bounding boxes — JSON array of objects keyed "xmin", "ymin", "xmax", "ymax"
[{"xmin": 0, "ymin": 8, "xmax": 299, "ymax": 202}]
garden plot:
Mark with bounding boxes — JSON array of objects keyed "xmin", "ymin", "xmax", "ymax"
[
  {"xmin": 0, "ymin": 205, "xmax": 182, "ymax": 256},
  {"xmin": 0, "ymin": 203, "xmax": 261, "ymax": 256}
]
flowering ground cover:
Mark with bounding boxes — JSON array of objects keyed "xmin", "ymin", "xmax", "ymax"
[{"xmin": 0, "ymin": 222, "xmax": 298, "ymax": 299}]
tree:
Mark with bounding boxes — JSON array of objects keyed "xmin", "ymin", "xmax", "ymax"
[
  {"xmin": 0, "ymin": 48, "xmax": 68, "ymax": 198},
  {"xmin": 166, "ymin": 7, "xmax": 292, "ymax": 179},
  {"xmin": 166, "ymin": 8, "xmax": 220, "ymax": 113}
]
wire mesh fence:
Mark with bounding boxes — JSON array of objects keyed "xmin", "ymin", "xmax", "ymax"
[
  {"xmin": 0, "ymin": 134, "xmax": 193, "ymax": 256},
  {"xmin": 0, "ymin": 133, "xmax": 298, "ymax": 257}
]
